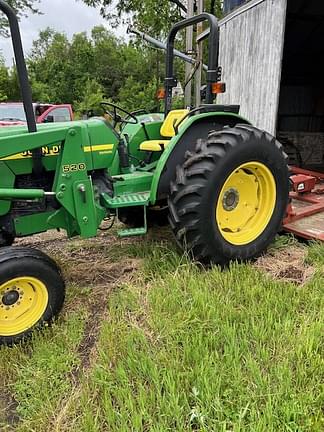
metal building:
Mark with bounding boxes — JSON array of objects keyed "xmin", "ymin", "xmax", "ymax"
[
  {"xmin": 218, "ymin": 0, "xmax": 324, "ymax": 171},
  {"xmin": 223, "ymin": 0, "xmax": 248, "ymax": 14}
]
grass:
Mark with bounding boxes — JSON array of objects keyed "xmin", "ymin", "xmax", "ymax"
[{"xmin": 0, "ymin": 231, "xmax": 323, "ymax": 431}]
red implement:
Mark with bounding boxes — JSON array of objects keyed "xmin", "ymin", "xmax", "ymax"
[{"xmin": 283, "ymin": 167, "xmax": 324, "ymax": 241}]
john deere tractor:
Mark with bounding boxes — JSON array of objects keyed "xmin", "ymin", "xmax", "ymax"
[{"xmin": 0, "ymin": 2, "xmax": 289, "ymax": 345}]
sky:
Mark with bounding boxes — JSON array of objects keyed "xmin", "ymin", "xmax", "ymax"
[{"xmin": 1, "ymin": 0, "xmax": 126, "ymax": 65}]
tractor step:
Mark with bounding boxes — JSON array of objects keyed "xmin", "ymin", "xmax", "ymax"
[
  {"xmin": 117, "ymin": 205, "xmax": 148, "ymax": 237},
  {"xmin": 101, "ymin": 192, "xmax": 149, "ymax": 237},
  {"xmin": 118, "ymin": 227, "xmax": 147, "ymax": 237},
  {"xmin": 103, "ymin": 192, "xmax": 150, "ymax": 209}
]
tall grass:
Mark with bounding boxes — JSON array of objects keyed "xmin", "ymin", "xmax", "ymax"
[{"xmin": 0, "ymin": 238, "xmax": 323, "ymax": 431}]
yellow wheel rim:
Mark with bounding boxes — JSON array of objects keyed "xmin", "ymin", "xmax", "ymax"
[
  {"xmin": 216, "ymin": 162, "xmax": 276, "ymax": 246},
  {"xmin": 0, "ymin": 277, "xmax": 48, "ymax": 337}
]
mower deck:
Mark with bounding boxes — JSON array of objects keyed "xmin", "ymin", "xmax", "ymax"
[{"xmin": 283, "ymin": 167, "xmax": 324, "ymax": 241}]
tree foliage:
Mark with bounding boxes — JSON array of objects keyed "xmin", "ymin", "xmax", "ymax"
[
  {"xmin": 82, "ymin": 0, "xmax": 222, "ymax": 36},
  {"xmin": 24, "ymin": 25, "xmax": 166, "ymax": 114},
  {"xmin": 0, "ymin": 0, "xmax": 223, "ymax": 115},
  {"xmin": 0, "ymin": 0, "xmax": 40, "ymax": 36},
  {"xmin": 73, "ymin": 78, "xmax": 104, "ymax": 117},
  {"xmin": 0, "ymin": 55, "xmax": 9, "ymax": 101}
]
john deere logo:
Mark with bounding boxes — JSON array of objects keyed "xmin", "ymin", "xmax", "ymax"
[{"xmin": 21, "ymin": 146, "xmax": 61, "ymax": 157}]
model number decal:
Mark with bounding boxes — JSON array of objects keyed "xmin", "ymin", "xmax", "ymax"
[{"xmin": 62, "ymin": 163, "xmax": 86, "ymax": 173}]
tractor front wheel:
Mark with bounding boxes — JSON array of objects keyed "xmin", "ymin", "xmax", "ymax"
[
  {"xmin": 168, "ymin": 125, "xmax": 289, "ymax": 266},
  {"xmin": 0, "ymin": 248, "xmax": 65, "ymax": 345}
]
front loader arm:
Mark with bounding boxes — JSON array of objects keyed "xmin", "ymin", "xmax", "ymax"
[{"xmin": 0, "ymin": 125, "xmax": 106, "ymax": 238}]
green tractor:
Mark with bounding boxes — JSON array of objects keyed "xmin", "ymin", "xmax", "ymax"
[{"xmin": 0, "ymin": 2, "xmax": 289, "ymax": 345}]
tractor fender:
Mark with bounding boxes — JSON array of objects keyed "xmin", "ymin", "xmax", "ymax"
[{"xmin": 150, "ymin": 112, "xmax": 250, "ymax": 203}]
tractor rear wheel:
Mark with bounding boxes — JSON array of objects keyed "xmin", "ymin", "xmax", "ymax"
[
  {"xmin": 168, "ymin": 124, "xmax": 289, "ymax": 266},
  {"xmin": 0, "ymin": 248, "xmax": 65, "ymax": 345}
]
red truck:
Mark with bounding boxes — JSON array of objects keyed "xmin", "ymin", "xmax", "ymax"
[{"xmin": 0, "ymin": 102, "xmax": 73, "ymax": 126}]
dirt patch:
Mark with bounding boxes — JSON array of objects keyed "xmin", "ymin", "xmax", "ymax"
[
  {"xmin": 71, "ymin": 258, "xmax": 141, "ymax": 381},
  {"xmin": 68, "ymin": 284, "xmax": 111, "ymax": 386},
  {"xmin": 75, "ymin": 295, "xmax": 107, "ymax": 373},
  {"xmin": 17, "ymin": 230, "xmax": 145, "ymax": 431},
  {"xmin": 16, "ymin": 230, "xmax": 143, "ymax": 401},
  {"xmin": 17, "ymin": 230, "xmax": 143, "ymax": 285},
  {"xmin": 20, "ymin": 231, "xmax": 143, "ymax": 377},
  {"xmin": 255, "ymin": 245, "xmax": 315, "ymax": 285},
  {"xmin": 60, "ymin": 253, "xmax": 141, "ymax": 287},
  {"xmin": 0, "ymin": 390, "xmax": 20, "ymax": 429}
]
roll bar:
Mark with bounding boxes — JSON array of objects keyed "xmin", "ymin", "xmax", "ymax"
[
  {"xmin": 165, "ymin": 12, "xmax": 219, "ymax": 115},
  {"xmin": 0, "ymin": 1, "xmax": 36, "ymax": 133}
]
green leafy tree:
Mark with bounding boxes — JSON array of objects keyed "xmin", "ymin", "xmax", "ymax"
[
  {"xmin": 27, "ymin": 25, "xmax": 166, "ymax": 114},
  {"xmin": 6, "ymin": 65, "xmax": 21, "ymax": 100},
  {"xmin": 90, "ymin": 26, "xmax": 124, "ymax": 99},
  {"xmin": 81, "ymin": 0, "xmax": 223, "ymax": 35},
  {"xmin": 28, "ymin": 28, "xmax": 74, "ymax": 103},
  {"xmin": 74, "ymin": 78, "xmax": 104, "ymax": 118},
  {"xmin": 25, "ymin": 0, "xmax": 193, "ymax": 115},
  {"xmin": 69, "ymin": 32, "xmax": 95, "ymax": 101},
  {"xmin": 0, "ymin": 55, "xmax": 9, "ymax": 101},
  {"xmin": 30, "ymin": 80, "xmax": 51, "ymax": 102},
  {"xmin": 0, "ymin": 0, "xmax": 40, "ymax": 36},
  {"xmin": 82, "ymin": 0, "xmax": 182, "ymax": 36},
  {"xmin": 117, "ymin": 76, "xmax": 159, "ymax": 112}
]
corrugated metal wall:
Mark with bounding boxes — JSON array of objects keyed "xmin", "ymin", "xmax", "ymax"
[{"xmin": 218, "ymin": 0, "xmax": 287, "ymax": 135}]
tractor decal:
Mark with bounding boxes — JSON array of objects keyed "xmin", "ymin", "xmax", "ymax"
[
  {"xmin": 62, "ymin": 163, "xmax": 87, "ymax": 173},
  {"xmin": 1, "ymin": 143, "xmax": 114, "ymax": 161}
]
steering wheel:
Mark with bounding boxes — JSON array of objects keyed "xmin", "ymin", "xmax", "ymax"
[
  {"xmin": 130, "ymin": 108, "xmax": 149, "ymax": 116},
  {"xmin": 100, "ymin": 102, "xmax": 138, "ymax": 127}
]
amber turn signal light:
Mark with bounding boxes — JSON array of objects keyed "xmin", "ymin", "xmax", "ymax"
[
  {"xmin": 156, "ymin": 88, "xmax": 166, "ymax": 100},
  {"xmin": 212, "ymin": 82, "xmax": 226, "ymax": 94}
]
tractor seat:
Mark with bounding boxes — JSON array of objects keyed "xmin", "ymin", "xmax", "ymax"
[{"xmin": 139, "ymin": 109, "xmax": 189, "ymax": 152}]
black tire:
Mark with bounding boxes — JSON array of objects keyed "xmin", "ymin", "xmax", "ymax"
[
  {"xmin": 168, "ymin": 124, "xmax": 289, "ymax": 266},
  {"xmin": 0, "ymin": 247, "xmax": 65, "ymax": 345}
]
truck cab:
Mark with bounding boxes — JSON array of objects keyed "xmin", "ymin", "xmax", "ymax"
[{"xmin": 0, "ymin": 102, "xmax": 73, "ymax": 127}]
